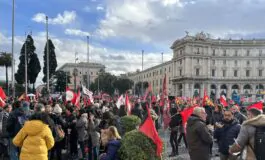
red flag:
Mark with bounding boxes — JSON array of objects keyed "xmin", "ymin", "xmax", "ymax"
[
  {"xmin": 0, "ymin": 97, "xmax": 5, "ymax": 107},
  {"xmin": 220, "ymin": 95, "xmax": 228, "ymax": 107},
  {"xmin": 125, "ymin": 92, "xmax": 131, "ymax": 115},
  {"xmin": 74, "ymin": 90, "xmax": 81, "ymax": 108},
  {"xmin": 0, "ymin": 87, "xmax": 6, "ymax": 99},
  {"xmin": 247, "ymin": 101, "xmax": 263, "ymax": 111},
  {"xmin": 139, "ymin": 105, "xmax": 163, "ymax": 157},
  {"xmin": 163, "ymin": 101, "xmax": 171, "ymax": 130},
  {"xmin": 180, "ymin": 105, "xmax": 196, "ymax": 127},
  {"xmin": 143, "ymin": 83, "xmax": 152, "ymax": 101},
  {"xmin": 151, "ymin": 95, "xmax": 156, "ymax": 103}
]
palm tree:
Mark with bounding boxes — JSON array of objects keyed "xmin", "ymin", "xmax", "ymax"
[{"xmin": 0, "ymin": 52, "xmax": 12, "ymax": 95}]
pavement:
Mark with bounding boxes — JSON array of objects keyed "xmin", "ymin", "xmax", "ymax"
[{"xmin": 159, "ymin": 129, "xmax": 220, "ymax": 160}]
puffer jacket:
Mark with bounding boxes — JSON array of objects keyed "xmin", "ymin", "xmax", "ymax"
[
  {"xmin": 76, "ymin": 113, "xmax": 88, "ymax": 141},
  {"xmin": 186, "ymin": 114, "xmax": 213, "ymax": 160},
  {"xmin": 214, "ymin": 119, "xmax": 241, "ymax": 155},
  {"xmin": 230, "ymin": 114, "xmax": 265, "ymax": 160},
  {"xmin": 13, "ymin": 120, "xmax": 54, "ymax": 160},
  {"xmin": 100, "ymin": 139, "xmax": 121, "ymax": 160}
]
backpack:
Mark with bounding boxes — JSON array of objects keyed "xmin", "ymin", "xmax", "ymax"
[
  {"xmin": 54, "ymin": 124, "xmax": 65, "ymax": 142},
  {"xmin": 253, "ymin": 126, "xmax": 265, "ymax": 160}
]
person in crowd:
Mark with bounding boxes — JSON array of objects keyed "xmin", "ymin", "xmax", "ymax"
[
  {"xmin": 214, "ymin": 109, "xmax": 241, "ymax": 160},
  {"xmin": 12, "ymin": 112, "xmax": 54, "ymax": 160},
  {"xmin": 0, "ymin": 104, "xmax": 12, "ymax": 159},
  {"xmin": 212, "ymin": 105, "xmax": 224, "ymax": 127},
  {"xmin": 230, "ymin": 105, "xmax": 246, "ymax": 124},
  {"xmin": 177, "ymin": 107, "xmax": 188, "ymax": 149},
  {"xmin": 49, "ymin": 104, "xmax": 66, "ymax": 160},
  {"xmin": 88, "ymin": 110, "xmax": 100, "ymax": 160},
  {"xmin": 76, "ymin": 109, "xmax": 88, "ymax": 160},
  {"xmin": 169, "ymin": 107, "xmax": 182, "ymax": 157},
  {"xmin": 65, "ymin": 106, "xmax": 78, "ymax": 159},
  {"xmin": 7, "ymin": 101, "xmax": 30, "ymax": 160},
  {"xmin": 118, "ymin": 105, "xmax": 127, "ymax": 118},
  {"xmin": 229, "ymin": 105, "xmax": 265, "ymax": 160},
  {"xmin": 131, "ymin": 103, "xmax": 143, "ymax": 120},
  {"xmin": 99, "ymin": 126, "xmax": 121, "ymax": 160},
  {"xmin": 186, "ymin": 107, "xmax": 213, "ymax": 160}
]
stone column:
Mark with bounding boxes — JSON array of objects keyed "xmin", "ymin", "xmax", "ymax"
[
  {"xmin": 216, "ymin": 84, "xmax": 220, "ymax": 99},
  {"xmin": 184, "ymin": 83, "xmax": 189, "ymax": 97},
  {"xmin": 200, "ymin": 83, "xmax": 205, "ymax": 98},
  {"xmin": 191, "ymin": 82, "xmax": 194, "ymax": 97},
  {"xmin": 227, "ymin": 84, "xmax": 232, "ymax": 98}
]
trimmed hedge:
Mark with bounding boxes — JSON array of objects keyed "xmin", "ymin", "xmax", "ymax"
[
  {"xmin": 118, "ymin": 130, "xmax": 162, "ymax": 160},
  {"xmin": 120, "ymin": 115, "xmax": 141, "ymax": 134}
]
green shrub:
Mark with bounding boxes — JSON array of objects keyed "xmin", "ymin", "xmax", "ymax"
[
  {"xmin": 118, "ymin": 130, "xmax": 162, "ymax": 160},
  {"xmin": 120, "ymin": 115, "xmax": 141, "ymax": 134}
]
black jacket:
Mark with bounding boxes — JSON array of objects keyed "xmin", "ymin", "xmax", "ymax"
[
  {"xmin": 214, "ymin": 119, "xmax": 241, "ymax": 155},
  {"xmin": 186, "ymin": 114, "xmax": 213, "ymax": 160},
  {"xmin": 169, "ymin": 113, "xmax": 181, "ymax": 129}
]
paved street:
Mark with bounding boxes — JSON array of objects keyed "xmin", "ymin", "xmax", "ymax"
[{"xmin": 159, "ymin": 129, "xmax": 220, "ymax": 160}]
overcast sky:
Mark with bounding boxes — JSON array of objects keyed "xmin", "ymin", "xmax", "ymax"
[{"xmin": 1, "ymin": 0, "xmax": 265, "ymax": 86}]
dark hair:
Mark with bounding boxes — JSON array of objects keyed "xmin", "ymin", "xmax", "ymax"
[
  {"xmin": 30, "ymin": 112, "xmax": 50, "ymax": 125},
  {"xmin": 13, "ymin": 101, "xmax": 21, "ymax": 109},
  {"xmin": 118, "ymin": 105, "xmax": 127, "ymax": 117},
  {"xmin": 248, "ymin": 109, "xmax": 262, "ymax": 116}
]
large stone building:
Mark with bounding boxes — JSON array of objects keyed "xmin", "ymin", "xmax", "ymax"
[
  {"xmin": 127, "ymin": 32, "xmax": 265, "ymax": 99},
  {"xmin": 58, "ymin": 62, "xmax": 105, "ymax": 89}
]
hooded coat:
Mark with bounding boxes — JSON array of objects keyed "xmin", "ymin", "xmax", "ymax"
[
  {"xmin": 13, "ymin": 120, "xmax": 54, "ymax": 160},
  {"xmin": 230, "ymin": 114, "xmax": 265, "ymax": 160},
  {"xmin": 186, "ymin": 114, "xmax": 213, "ymax": 160}
]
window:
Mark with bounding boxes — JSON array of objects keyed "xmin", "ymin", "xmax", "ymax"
[
  {"xmin": 247, "ymin": 60, "xmax": 250, "ymax": 65},
  {"xmin": 235, "ymin": 60, "xmax": 238, "ymax": 66},
  {"xmin": 80, "ymin": 72, "xmax": 82, "ymax": 74},
  {"xmin": 223, "ymin": 60, "xmax": 226, "ymax": 65},
  {"xmin": 169, "ymin": 67, "xmax": 171, "ymax": 72},
  {"xmin": 234, "ymin": 50, "xmax": 238, "ymax": 56},
  {"xmin": 165, "ymin": 68, "xmax": 166, "ymax": 72},
  {"xmin": 259, "ymin": 60, "xmax": 262, "ymax": 65},
  {"xmin": 91, "ymin": 72, "xmax": 93, "ymax": 75},
  {"xmin": 180, "ymin": 59, "xmax": 182, "ymax": 65},
  {"xmin": 246, "ymin": 70, "xmax": 250, "ymax": 77},
  {"xmin": 223, "ymin": 70, "xmax": 226, "ymax": 77},
  {"xmin": 247, "ymin": 50, "xmax": 250, "ymax": 56},
  {"xmin": 197, "ymin": 48, "xmax": 200, "ymax": 54},
  {"xmin": 212, "ymin": 60, "xmax": 215, "ymax": 65},
  {"xmin": 196, "ymin": 68, "xmax": 199, "ymax": 76},
  {"xmin": 259, "ymin": 70, "xmax": 263, "ymax": 77},
  {"xmin": 144, "ymin": 75, "xmax": 145, "ymax": 78},
  {"xmin": 259, "ymin": 50, "xmax": 262, "ymax": 56},
  {"xmin": 213, "ymin": 49, "xmax": 215, "ymax": 56},
  {"xmin": 180, "ymin": 69, "xmax": 182, "ymax": 76},
  {"xmin": 211, "ymin": 69, "xmax": 215, "ymax": 77},
  {"xmin": 156, "ymin": 80, "xmax": 158, "ymax": 86},
  {"xmin": 180, "ymin": 50, "xmax": 183, "ymax": 55},
  {"xmin": 223, "ymin": 50, "xmax": 227, "ymax": 56},
  {"xmin": 160, "ymin": 69, "xmax": 162, "ymax": 75},
  {"xmin": 160, "ymin": 79, "xmax": 162, "ymax": 85},
  {"xmin": 234, "ymin": 70, "xmax": 238, "ymax": 77},
  {"xmin": 197, "ymin": 59, "xmax": 199, "ymax": 64}
]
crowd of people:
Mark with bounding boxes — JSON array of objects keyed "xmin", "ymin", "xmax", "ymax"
[{"xmin": 0, "ymin": 96, "xmax": 265, "ymax": 160}]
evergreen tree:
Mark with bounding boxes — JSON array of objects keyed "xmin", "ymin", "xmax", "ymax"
[
  {"xmin": 43, "ymin": 39, "xmax": 57, "ymax": 83},
  {"xmin": 28, "ymin": 53, "xmax": 41, "ymax": 92},
  {"xmin": 54, "ymin": 70, "xmax": 71, "ymax": 92},
  {"xmin": 15, "ymin": 35, "xmax": 36, "ymax": 84}
]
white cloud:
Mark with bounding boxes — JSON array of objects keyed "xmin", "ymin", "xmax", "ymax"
[
  {"xmin": 96, "ymin": 0, "xmax": 265, "ymax": 44},
  {"xmin": 32, "ymin": 11, "xmax": 76, "ymax": 25},
  {"xmin": 96, "ymin": 6, "xmax": 104, "ymax": 11},
  {"xmin": 65, "ymin": 29, "xmax": 90, "ymax": 37},
  {"xmin": 0, "ymin": 32, "xmax": 171, "ymax": 86}
]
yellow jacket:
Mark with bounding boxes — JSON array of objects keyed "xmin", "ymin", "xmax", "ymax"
[{"xmin": 13, "ymin": 120, "xmax": 54, "ymax": 160}]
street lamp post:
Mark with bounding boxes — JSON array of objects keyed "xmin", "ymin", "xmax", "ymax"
[
  {"xmin": 11, "ymin": 0, "xmax": 15, "ymax": 98},
  {"xmin": 46, "ymin": 16, "xmax": 50, "ymax": 95},
  {"xmin": 24, "ymin": 35, "xmax": 29, "ymax": 96}
]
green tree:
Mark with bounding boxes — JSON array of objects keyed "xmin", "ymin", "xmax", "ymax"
[
  {"xmin": 89, "ymin": 72, "xmax": 117, "ymax": 95},
  {"xmin": 43, "ymin": 39, "xmax": 57, "ymax": 83},
  {"xmin": 114, "ymin": 78, "xmax": 133, "ymax": 94},
  {"xmin": 54, "ymin": 70, "xmax": 71, "ymax": 92},
  {"xmin": 15, "ymin": 35, "xmax": 35, "ymax": 85},
  {"xmin": 28, "ymin": 53, "xmax": 41, "ymax": 92},
  {"xmin": 0, "ymin": 52, "xmax": 12, "ymax": 95}
]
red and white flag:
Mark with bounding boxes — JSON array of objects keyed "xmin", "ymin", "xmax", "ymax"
[
  {"xmin": 220, "ymin": 95, "xmax": 228, "ymax": 107},
  {"xmin": 125, "ymin": 92, "xmax": 131, "ymax": 115},
  {"xmin": 116, "ymin": 95, "xmax": 125, "ymax": 109},
  {"xmin": 0, "ymin": 87, "xmax": 6, "ymax": 107}
]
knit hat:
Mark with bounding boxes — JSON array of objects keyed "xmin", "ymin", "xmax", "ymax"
[{"xmin": 53, "ymin": 104, "xmax": 62, "ymax": 114}]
